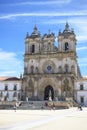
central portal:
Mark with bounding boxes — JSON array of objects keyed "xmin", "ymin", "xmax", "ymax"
[{"xmin": 44, "ymin": 85, "xmax": 54, "ymax": 100}]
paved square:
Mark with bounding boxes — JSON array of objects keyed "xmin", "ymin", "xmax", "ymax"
[{"xmin": 0, "ymin": 108, "xmax": 87, "ymax": 130}]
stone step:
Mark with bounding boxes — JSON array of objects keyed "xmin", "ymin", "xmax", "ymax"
[{"xmin": 16, "ymin": 101, "xmax": 70, "ymax": 110}]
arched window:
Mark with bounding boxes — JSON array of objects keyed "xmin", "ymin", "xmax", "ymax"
[
  {"xmin": 31, "ymin": 66, "xmax": 34, "ymax": 73},
  {"xmin": 58, "ymin": 66, "xmax": 62, "ymax": 73},
  {"xmin": 29, "ymin": 79, "xmax": 34, "ymax": 88},
  {"xmin": 32, "ymin": 45, "xmax": 35, "ymax": 53},
  {"xmin": 65, "ymin": 64, "xmax": 68, "ymax": 73},
  {"xmin": 65, "ymin": 42, "xmax": 69, "ymax": 51}
]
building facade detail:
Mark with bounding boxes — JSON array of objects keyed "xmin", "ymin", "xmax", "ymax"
[
  {"xmin": 0, "ymin": 23, "xmax": 87, "ymax": 106},
  {"xmin": 0, "ymin": 77, "xmax": 21, "ymax": 102},
  {"xmin": 22, "ymin": 22, "xmax": 81, "ymax": 101}
]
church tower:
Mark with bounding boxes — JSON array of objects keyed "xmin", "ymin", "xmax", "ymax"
[
  {"xmin": 58, "ymin": 22, "xmax": 78, "ymax": 76},
  {"xmin": 57, "ymin": 22, "xmax": 79, "ymax": 99},
  {"xmin": 58, "ymin": 22, "xmax": 76, "ymax": 53},
  {"xmin": 24, "ymin": 25, "xmax": 41, "ymax": 55},
  {"xmin": 22, "ymin": 23, "xmax": 80, "ymax": 101}
]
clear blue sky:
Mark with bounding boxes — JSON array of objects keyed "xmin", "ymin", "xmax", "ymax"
[{"xmin": 0, "ymin": 0, "xmax": 87, "ymax": 77}]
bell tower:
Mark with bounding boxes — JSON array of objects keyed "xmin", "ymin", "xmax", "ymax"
[
  {"xmin": 24, "ymin": 25, "xmax": 41, "ymax": 75},
  {"xmin": 57, "ymin": 22, "xmax": 81, "ymax": 100},
  {"xmin": 58, "ymin": 22, "xmax": 77, "ymax": 53},
  {"xmin": 57, "ymin": 22, "xmax": 79, "ymax": 77},
  {"xmin": 25, "ymin": 25, "xmax": 41, "ymax": 55}
]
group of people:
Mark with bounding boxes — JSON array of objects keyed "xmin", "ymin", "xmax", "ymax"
[
  {"xmin": 13, "ymin": 101, "xmax": 22, "ymax": 112},
  {"xmin": 78, "ymin": 104, "xmax": 83, "ymax": 111},
  {"xmin": 44, "ymin": 102, "xmax": 56, "ymax": 110},
  {"xmin": 13, "ymin": 101, "xmax": 83, "ymax": 111}
]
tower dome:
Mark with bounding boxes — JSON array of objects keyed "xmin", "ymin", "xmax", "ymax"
[{"xmin": 30, "ymin": 25, "xmax": 40, "ymax": 38}]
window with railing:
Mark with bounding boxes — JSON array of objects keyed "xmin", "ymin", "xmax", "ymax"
[
  {"xmin": 80, "ymin": 96, "xmax": 84, "ymax": 104},
  {"xmin": 14, "ymin": 85, "xmax": 17, "ymax": 91},
  {"xmin": 13, "ymin": 92, "xmax": 17, "ymax": 97},
  {"xmin": 5, "ymin": 85, "xmax": 8, "ymax": 91},
  {"xmin": 80, "ymin": 84, "xmax": 84, "ymax": 90}
]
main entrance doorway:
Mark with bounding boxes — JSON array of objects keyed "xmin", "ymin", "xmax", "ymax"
[{"xmin": 44, "ymin": 85, "xmax": 54, "ymax": 100}]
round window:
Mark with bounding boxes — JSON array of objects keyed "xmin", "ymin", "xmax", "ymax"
[{"xmin": 47, "ymin": 65, "xmax": 52, "ymax": 71}]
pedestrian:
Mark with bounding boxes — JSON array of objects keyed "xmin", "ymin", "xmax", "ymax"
[
  {"xmin": 78, "ymin": 104, "xmax": 82, "ymax": 111},
  {"xmin": 79, "ymin": 105, "xmax": 82, "ymax": 111},
  {"xmin": 52, "ymin": 103, "xmax": 55, "ymax": 110},
  {"xmin": 13, "ymin": 104, "xmax": 16, "ymax": 112},
  {"xmin": 45, "ymin": 102, "xmax": 48, "ymax": 107}
]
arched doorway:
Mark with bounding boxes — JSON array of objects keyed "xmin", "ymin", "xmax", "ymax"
[{"xmin": 44, "ymin": 85, "xmax": 54, "ymax": 100}]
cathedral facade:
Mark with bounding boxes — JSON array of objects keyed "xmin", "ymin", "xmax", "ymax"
[{"xmin": 22, "ymin": 23, "xmax": 81, "ymax": 101}]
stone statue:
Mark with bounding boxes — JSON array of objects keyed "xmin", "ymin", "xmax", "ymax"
[{"xmin": 49, "ymin": 90, "xmax": 52, "ymax": 101}]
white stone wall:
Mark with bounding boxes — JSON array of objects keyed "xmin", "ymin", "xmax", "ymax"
[
  {"xmin": 0, "ymin": 81, "xmax": 21, "ymax": 91},
  {"xmin": 75, "ymin": 79, "xmax": 87, "ymax": 106},
  {"xmin": 0, "ymin": 80, "xmax": 21, "ymax": 101},
  {"xmin": 77, "ymin": 91, "xmax": 87, "ymax": 106}
]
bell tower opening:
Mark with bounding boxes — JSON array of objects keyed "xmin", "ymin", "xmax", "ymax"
[
  {"xmin": 44, "ymin": 85, "xmax": 54, "ymax": 100},
  {"xmin": 65, "ymin": 42, "xmax": 69, "ymax": 51},
  {"xmin": 32, "ymin": 44, "xmax": 35, "ymax": 53}
]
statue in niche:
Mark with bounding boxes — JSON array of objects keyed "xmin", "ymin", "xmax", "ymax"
[
  {"xmin": 49, "ymin": 90, "xmax": 52, "ymax": 101},
  {"xmin": 64, "ymin": 79, "xmax": 70, "ymax": 97}
]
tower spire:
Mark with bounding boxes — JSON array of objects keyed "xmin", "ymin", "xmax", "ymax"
[
  {"xmin": 34, "ymin": 24, "xmax": 37, "ymax": 32},
  {"xmin": 65, "ymin": 21, "xmax": 69, "ymax": 31}
]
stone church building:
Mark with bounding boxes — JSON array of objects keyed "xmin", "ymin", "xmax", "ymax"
[
  {"xmin": 22, "ymin": 22, "xmax": 81, "ymax": 101},
  {"xmin": 1, "ymin": 22, "xmax": 87, "ymax": 106}
]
